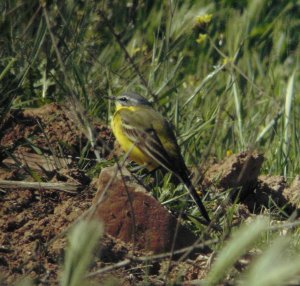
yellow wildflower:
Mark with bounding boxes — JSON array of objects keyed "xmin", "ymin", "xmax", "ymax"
[
  {"xmin": 195, "ymin": 14, "xmax": 213, "ymax": 26},
  {"xmin": 222, "ymin": 57, "xmax": 234, "ymax": 65},
  {"xmin": 196, "ymin": 33, "xmax": 207, "ymax": 45},
  {"xmin": 129, "ymin": 44, "xmax": 147, "ymax": 56}
]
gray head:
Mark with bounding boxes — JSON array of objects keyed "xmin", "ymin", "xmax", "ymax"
[{"xmin": 115, "ymin": 92, "xmax": 152, "ymax": 107}]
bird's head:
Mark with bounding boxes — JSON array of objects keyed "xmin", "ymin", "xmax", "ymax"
[{"xmin": 108, "ymin": 92, "xmax": 152, "ymax": 109}]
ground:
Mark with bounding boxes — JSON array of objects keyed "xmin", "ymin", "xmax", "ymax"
[{"xmin": 0, "ymin": 104, "xmax": 296, "ymax": 285}]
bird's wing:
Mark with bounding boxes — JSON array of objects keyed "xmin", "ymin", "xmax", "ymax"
[
  {"xmin": 118, "ymin": 108, "xmax": 183, "ymax": 175},
  {"xmin": 118, "ymin": 108, "xmax": 210, "ymax": 223}
]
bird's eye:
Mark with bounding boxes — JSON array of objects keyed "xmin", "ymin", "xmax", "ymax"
[{"xmin": 119, "ymin": 97, "xmax": 127, "ymax": 102}]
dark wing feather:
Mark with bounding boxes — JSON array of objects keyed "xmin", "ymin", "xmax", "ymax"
[{"xmin": 119, "ymin": 108, "xmax": 183, "ymax": 175}]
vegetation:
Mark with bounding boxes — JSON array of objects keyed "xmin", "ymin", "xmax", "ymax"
[{"xmin": 1, "ymin": 0, "xmax": 300, "ymax": 285}]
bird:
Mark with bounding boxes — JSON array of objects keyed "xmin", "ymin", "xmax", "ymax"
[{"xmin": 108, "ymin": 91, "xmax": 210, "ymax": 223}]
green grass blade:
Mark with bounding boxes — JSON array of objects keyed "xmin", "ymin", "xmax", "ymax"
[
  {"xmin": 241, "ymin": 237, "xmax": 300, "ymax": 286},
  {"xmin": 283, "ymin": 71, "xmax": 295, "ymax": 177},
  {"xmin": 183, "ymin": 63, "xmax": 226, "ymax": 107},
  {"xmin": 0, "ymin": 58, "xmax": 17, "ymax": 81},
  {"xmin": 204, "ymin": 218, "xmax": 268, "ymax": 285},
  {"xmin": 60, "ymin": 220, "xmax": 103, "ymax": 286},
  {"xmin": 255, "ymin": 110, "xmax": 283, "ymax": 143},
  {"xmin": 232, "ymin": 78, "xmax": 245, "ymax": 149}
]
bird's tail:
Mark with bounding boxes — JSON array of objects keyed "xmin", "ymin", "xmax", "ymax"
[{"xmin": 180, "ymin": 174, "xmax": 210, "ymax": 224}]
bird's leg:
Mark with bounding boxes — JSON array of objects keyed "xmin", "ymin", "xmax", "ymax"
[
  {"xmin": 126, "ymin": 164, "xmax": 155, "ymax": 190},
  {"xmin": 128, "ymin": 163, "xmax": 146, "ymax": 173},
  {"xmin": 128, "ymin": 162, "xmax": 160, "ymax": 178}
]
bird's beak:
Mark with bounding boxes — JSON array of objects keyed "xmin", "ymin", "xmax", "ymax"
[{"xmin": 104, "ymin": 96, "xmax": 116, "ymax": 101}]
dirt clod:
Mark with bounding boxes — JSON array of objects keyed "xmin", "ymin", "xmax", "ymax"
[
  {"xmin": 92, "ymin": 166, "xmax": 197, "ymax": 253},
  {"xmin": 283, "ymin": 175, "xmax": 300, "ymax": 208},
  {"xmin": 206, "ymin": 151, "xmax": 264, "ymax": 198}
]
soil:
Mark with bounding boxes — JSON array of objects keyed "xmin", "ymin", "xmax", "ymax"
[
  {"xmin": 0, "ymin": 104, "xmax": 113, "ymax": 284},
  {"xmin": 0, "ymin": 104, "xmax": 297, "ymax": 285}
]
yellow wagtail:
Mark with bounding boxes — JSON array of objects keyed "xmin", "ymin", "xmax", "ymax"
[{"xmin": 108, "ymin": 92, "xmax": 210, "ymax": 223}]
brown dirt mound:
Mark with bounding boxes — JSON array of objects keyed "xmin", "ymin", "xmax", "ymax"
[
  {"xmin": 0, "ymin": 187, "xmax": 93, "ymax": 284},
  {"xmin": 0, "ymin": 103, "xmax": 114, "ymax": 171},
  {"xmin": 0, "ymin": 104, "xmax": 113, "ymax": 284}
]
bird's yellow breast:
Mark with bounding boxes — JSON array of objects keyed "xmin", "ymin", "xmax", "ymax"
[{"xmin": 111, "ymin": 106, "xmax": 158, "ymax": 170}]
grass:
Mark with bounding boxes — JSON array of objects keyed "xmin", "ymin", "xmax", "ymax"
[
  {"xmin": 1, "ymin": 0, "xmax": 300, "ymax": 285},
  {"xmin": 61, "ymin": 220, "xmax": 103, "ymax": 286}
]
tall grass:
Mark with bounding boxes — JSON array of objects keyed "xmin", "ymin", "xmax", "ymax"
[
  {"xmin": 1, "ymin": 1, "xmax": 299, "ymax": 175},
  {"xmin": 1, "ymin": 0, "xmax": 300, "ymax": 284}
]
